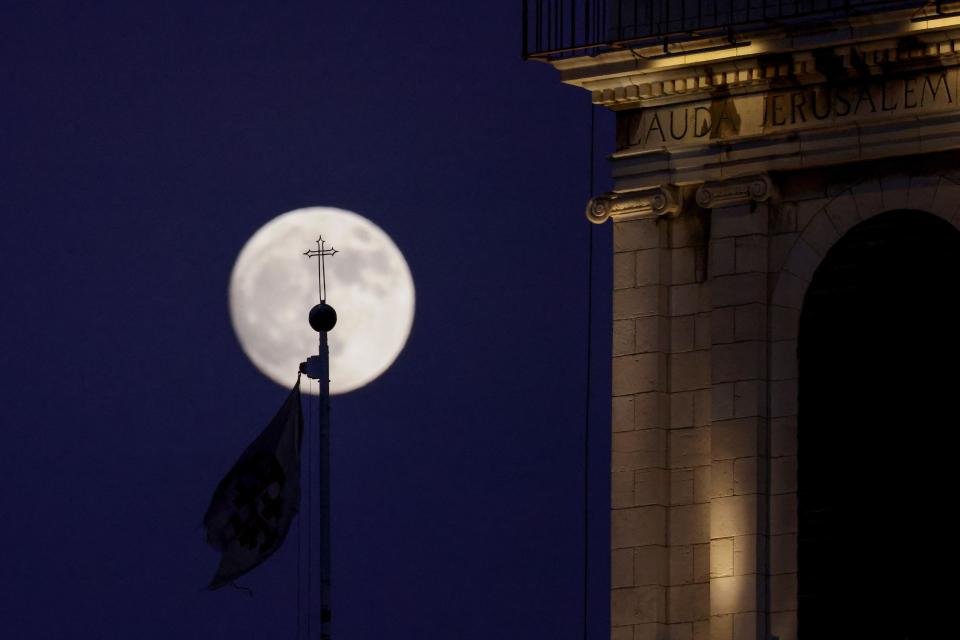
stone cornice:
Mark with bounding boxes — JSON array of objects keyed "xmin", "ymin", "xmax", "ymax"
[
  {"xmin": 552, "ymin": 7, "xmax": 960, "ymax": 111},
  {"xmin": 585, "ymin": 186, "xmax": 680, "ymax": 224},
  {"xmin": 554, "ymin": 5, "xmax": 960, "ymax": 193}
]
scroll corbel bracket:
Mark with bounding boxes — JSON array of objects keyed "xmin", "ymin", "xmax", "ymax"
[
  {"xmin": 695, "ymin": 174, "xmax": 776, "ymax": 209},
  {"xmin": 585, "ymin": 186, "xmax": 680, "ymax": 224}
]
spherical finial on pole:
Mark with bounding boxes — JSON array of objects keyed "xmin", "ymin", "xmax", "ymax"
[{"xmin": 309, "ymin": 303, "xmax": 337, "ymax": 332}]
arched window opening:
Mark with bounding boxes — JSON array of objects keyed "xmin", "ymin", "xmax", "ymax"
[{"xmin": 798, "ymin": 209, "xmax": 960, "ymax": 638}]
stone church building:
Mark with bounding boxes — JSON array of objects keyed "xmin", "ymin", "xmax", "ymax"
[{"xmin": 527, "ymin": 2, "xmax": 960, "ymax": 638}]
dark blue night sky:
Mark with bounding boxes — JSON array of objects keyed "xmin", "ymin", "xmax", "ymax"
[{"xmin": 2, "ymin": 3, "xmax": 615, "ymax": 638}]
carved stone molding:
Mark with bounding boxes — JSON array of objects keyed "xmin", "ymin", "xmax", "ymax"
[
  {"xmin": 585, "ymin": 186, "xmax": 680, "ymax": 224},
  {"xmin": 695, "ymin": 174, "xmax": 774, "ymax": 209},
  {"xmin": 559, "ymin": 7, "xmax": 960, "ymax": 111}
]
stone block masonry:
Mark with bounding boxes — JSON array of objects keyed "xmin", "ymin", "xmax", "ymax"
[{"xmin": 541, "ymin": 6, "xmax": 960, "ymax": 639}]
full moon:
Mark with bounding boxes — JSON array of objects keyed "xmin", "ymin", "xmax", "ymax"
[{"xmin": 229, "ymin": 207, "xmax": 415, "ymax": 394}]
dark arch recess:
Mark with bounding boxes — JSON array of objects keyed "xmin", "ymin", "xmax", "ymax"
[{"xmin": 798, "ymin": 209, "xmax": 960, "ymax": 638}]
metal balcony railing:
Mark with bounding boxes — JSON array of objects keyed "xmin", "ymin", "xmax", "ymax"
[{"xmin": 522, "ymin": 0, "xmax": 933, "ymax": 59}]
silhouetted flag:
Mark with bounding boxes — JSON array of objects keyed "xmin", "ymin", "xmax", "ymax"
[{"xmin": 203, "ymin": 378, "xmax": 303, "ymax": 589}]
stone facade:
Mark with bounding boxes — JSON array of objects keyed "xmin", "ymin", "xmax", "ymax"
[
  {"xmin": 547, "ymin": 6, "xmax": 960, "ymax": 640},
  {"xmin": 606, "ymin": 159, "xmax": 960, "ymax": 640}
]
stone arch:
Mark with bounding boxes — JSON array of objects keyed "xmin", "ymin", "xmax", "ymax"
[
  {"xmin": 795, "ymin": 208, "xmax": 960, "ymax": 637},
  {"xmin": 765, "ymin": 173, "xmax": 960, "ymax": 638},
  {"xmin": 772, "ymin": 173, "xmax": 960, "ymax": 310}
]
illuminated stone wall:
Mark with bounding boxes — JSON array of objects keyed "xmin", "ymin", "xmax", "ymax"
[
  {"xmin": 607, "ymin": 156, "xmax": 960, "ymax": 640},
  {"xmin": 611, "ymin": 209, "xmax": 712, "ymax": 639},
  {"xmin": 547, "ymin": 6, "xmax": 960, "ymax": 639}
]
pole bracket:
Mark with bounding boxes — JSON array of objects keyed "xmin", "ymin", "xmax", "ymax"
[{"xmin": 299, "ymin": 356, "xmax": 325, "ymax": 381}]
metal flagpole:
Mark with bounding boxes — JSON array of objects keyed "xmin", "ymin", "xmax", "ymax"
[
  {"xmin": 318, "ymin": 328, "xmax": 331, "ymax": 640},
  {"xmin": 302, "ymin": 236, "xmax": 338, "ymax": 640}
]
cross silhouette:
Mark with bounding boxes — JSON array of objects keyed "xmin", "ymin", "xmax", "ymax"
[{"xmin": 303, "ymin": 236, "xmax": 338, "ymax": 302}]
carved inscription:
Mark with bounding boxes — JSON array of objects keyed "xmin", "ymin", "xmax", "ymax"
[
  {"xmin": 618, "ymin": 99, "xmax": 742, "ymax": 148},
  {"xmin": 617, "ymin": 70, "xmax": 958, "ymax": 151},
  {"xmin": 761, "ymin": 72, "xmax": 952, "ymax": 126}
]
